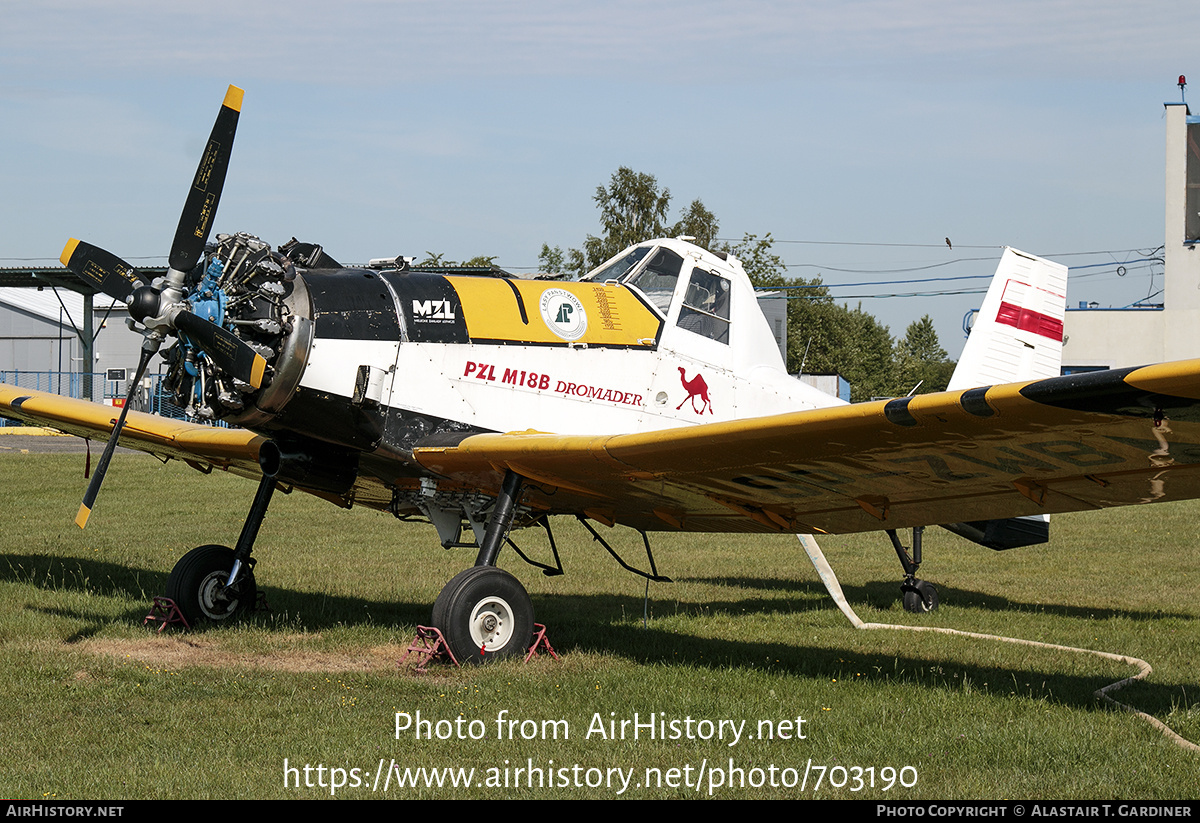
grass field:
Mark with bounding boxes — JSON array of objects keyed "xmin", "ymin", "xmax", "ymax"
[{"xmin": 1, "ymin": 450, "xmax": 1198, "ymax": 799}]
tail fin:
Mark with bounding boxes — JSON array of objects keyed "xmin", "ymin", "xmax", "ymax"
[
  {"xmin": 945, "ymin": 247, "xmax": 1066, "ymax": 550},
  {"xmin": 947, "ymin": 247, "xmax": 1068, "ymax": 391}
]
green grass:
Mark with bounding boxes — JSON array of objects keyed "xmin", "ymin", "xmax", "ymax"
[{"xmin": 1, "ymin": 452, "xmax": 1198, "ymax": 799}]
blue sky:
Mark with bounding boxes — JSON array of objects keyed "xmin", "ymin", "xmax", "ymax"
[{"xmin": 2, "ymin": 0, "xmax": 1196, "ymax": 356}]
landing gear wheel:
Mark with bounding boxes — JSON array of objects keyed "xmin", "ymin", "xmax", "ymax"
[
  {"xmin": 901, "ymin": 579, "xmax": 938, "ymax": 613},
  {"xmin": 432, "ymin": 567, "xmax": 534, "ymax": 664},
  {"xmin": 165, "ymin": 544, "xmax": 257, "ymax": 627}
]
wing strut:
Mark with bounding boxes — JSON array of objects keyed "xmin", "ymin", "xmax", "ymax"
[
  {"xmin": 575, "ymin": 516, "xmax": 672, "ymax": 583},
  {"xmin": 501, "ymin": 517, "xmax": 565, "ymax": 577}
]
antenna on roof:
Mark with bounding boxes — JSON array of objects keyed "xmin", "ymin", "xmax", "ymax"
[{"xmin": 1180, "ymin": 75, "xmax": 1187, "ymax": 104}]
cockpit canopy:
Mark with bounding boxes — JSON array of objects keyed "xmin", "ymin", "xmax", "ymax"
[{"xmin": 581, "ymin": 241, "xmax": 732, "ymax": 346}]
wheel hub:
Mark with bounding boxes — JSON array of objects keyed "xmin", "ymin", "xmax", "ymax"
[
  {"xmin": 469, "ymin": 596, "xmax": 514, "ymax": 651},
  {"xmin": 198, "ymin": 570, "xmax": 239, "ymax": 619}
]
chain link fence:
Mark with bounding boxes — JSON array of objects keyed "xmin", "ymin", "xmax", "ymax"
[{"xmin": 0, "ymin": 370, "xmax": 226, "ymax": 427}]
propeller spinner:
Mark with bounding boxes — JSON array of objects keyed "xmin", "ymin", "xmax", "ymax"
[{"xmin": 63, "ymin": 85, "xmax": 269, "ymax": 528}]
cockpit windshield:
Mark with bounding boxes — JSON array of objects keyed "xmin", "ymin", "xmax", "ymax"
[
  {"xmin": 625, "ymin": 248, "xmax": 684, "ymax": 312},
  {"xmin": 581, "ymin": 244, "xmax": 685, "ymax": 314},
  {"xmin": 581, "ymin": 246, "xmax": 652, "ymax": 284}
]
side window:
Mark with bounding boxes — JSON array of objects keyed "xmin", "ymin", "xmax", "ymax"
[
  {"xmin": 625, "ymin": 248, "xmax": 683, "ymax": 313},
  {"xmin": 677, "ymin": 267, "xmax": 730, "ymax": 344}
]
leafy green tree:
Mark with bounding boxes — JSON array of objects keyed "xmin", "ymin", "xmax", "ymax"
[
  {"xmin": 576, "ymin": 167, "xmax": 672, "ymax": 273},
  {"xmin": 547, "ymin": 167, "xmax": 724, "ymax": 277},
  {"xmin": 839, "ymin": 306, "xmax": 897, "ymax": 402},
  {"xmin": 538, "ymin": 243, "xmax": 566, "ymax": 275},
  {"xmin": 671, "ymin": 199, "xmax": 720, "ymax": 251},
  {"xmin": 785, "ymin": 296, "xmax": 895, "ymax": 401},
  {"xmin": 892, "ymin": 315, "xmax": 955, "ymax": 396},
  {"xmin": 417, "ymin": 251, "xmax": 451, "ymax": 267},
  {"xmin": 721, "ymin": 232, "xmax": 786, "ymax": 287}
]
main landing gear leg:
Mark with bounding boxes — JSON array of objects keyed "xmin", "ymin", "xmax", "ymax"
[
  {"xmin": 888, "ymin": 526, "xmax": 939, "ymax": 613},
  {"xmin": 165, "ymin": 472, "xmax": 276, "ymax": 626},
  {"xmin": 433, "ymin": 470, "xmax": 535, "ymax": 663}
]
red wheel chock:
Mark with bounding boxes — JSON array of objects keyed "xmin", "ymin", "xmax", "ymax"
[
  {"xmin": 525, "ymin": 623, "xmax": 558, "ymax": 662},
  {"xmin": 401, "ymin": 625, "xmax": 461, "ymax": 672},
  {"xmin": 143, "ymin": 590, "xmax": 267, "ymax": 633},
  {"xmin": 401, "ymin": 623, "xmax": 558, "ymax": 672},
  {"xmin": 143, "ymin": 596, "xmax": 190, "ymax": 632}
]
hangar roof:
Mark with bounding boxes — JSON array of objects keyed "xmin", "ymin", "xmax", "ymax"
[{"xmin": 0, "ymin": 287, "xmax": 122, "ymax": 323}]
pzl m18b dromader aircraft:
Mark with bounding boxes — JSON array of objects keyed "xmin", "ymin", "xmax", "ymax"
[{"xmin": 6, "ymin": 85, "xmax": 1200, "ymax": 664}]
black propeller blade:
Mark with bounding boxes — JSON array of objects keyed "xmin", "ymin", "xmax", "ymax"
[
  {"xmin": 175, "ymin": 310, "xmax": 267, "ymax": 390},
  {"xmin": 75, "ymin": 345, "xmax": 155, "ymax": 529},
  {"xmin": 59, "ymin": 239, "xmax": 145, "ymax": 303},
  {"xmin": 170, "ymin": 85, "xmax": 242, "ymax": 274},
  {"xmin": 69, "ymin": 84, "xmax": 256, "ymax": 528}
]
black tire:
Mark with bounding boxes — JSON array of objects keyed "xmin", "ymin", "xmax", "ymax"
[
  {"xmin": 432, "ymin": 567, "xmax": 534, "ymax": 664},
  {"xmin": 901, "ymin": 579, "xmax": 939, "ymax": 613},
  {"xmin": 165, "ymin": 545, "xmax": 257, "ymax": 627}
]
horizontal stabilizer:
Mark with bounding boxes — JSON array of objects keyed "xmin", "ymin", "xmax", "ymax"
[{"xmin": 942, "ymin": 515, "xmax": 1050, "ymax": 551}]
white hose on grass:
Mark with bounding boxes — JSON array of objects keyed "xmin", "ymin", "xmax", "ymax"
[{"xmin": 796, "ymin": 533, "xmax": 1199, "ymax": 753}]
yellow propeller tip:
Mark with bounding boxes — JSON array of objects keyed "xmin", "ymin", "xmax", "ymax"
[
  {"xmin": 224, "ymin": 85, "xmax": 244, "ymax": 113},
  {"xmin": 250, "ymin": 355, "xmax": 266, "ymax": 390},
  {"xmin": 60, "ymin": 238, "xmax": 80, "ymax": 267},
  {"xmin": 74, "ymin": 503, "xmax": 91, "ymax": 529}
]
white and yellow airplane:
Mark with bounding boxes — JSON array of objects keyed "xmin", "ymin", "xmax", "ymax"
[{"xmin": 5, "ymin": 86, "xmax": 1200, "ymax": 665}]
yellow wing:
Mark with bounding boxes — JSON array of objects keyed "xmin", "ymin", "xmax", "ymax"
[
  {"xmin": 411, "ymin": 360, "xmax": 1200, "ymax": 535},
  {"xmin": 0, "ymin": 384, "xmax": 397, "ymax": 512},
  {"xmin": 0, "ymin": 383, "xmax": 265, "ymax": 472},
  {"xmin": 11, "ymin": 358, "xmax": 1200, "ymax": 536}
]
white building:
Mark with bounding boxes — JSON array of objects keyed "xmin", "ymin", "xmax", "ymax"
[
  {"xmin": 0, "ymin": 285, "xmax": 140, "ymax": 401},
  {"xmin": 1062, "ymin": 101, "xmax": 1200, "ymax": 369}
]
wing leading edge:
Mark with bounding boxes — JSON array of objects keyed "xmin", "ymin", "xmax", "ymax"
[
  {"xmin": 412, "ymin": 359, "xmax": 1200, "ymax": 535},
  {"xmin": 0, "ymin": 383, "xmax": 265, "ymax": 474},
  {"xmin": 11, "ymin": 358, "xmax": 1200, "ymax": 537}
]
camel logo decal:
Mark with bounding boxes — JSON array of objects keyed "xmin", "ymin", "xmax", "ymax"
[{"xmin": 676, "ymin": 367, "xmax": 713, "ymax": 415}]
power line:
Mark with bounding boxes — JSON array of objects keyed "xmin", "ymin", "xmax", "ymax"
[
  {"xmin": 757, "ymin": 273, "xmax": 994, "ymax": 291},
  {"xmin": 786, "ymin": 256, "xmax": 998, "ymax": 274},
  {"xmin": 717, "ymin": 237, "xmax": 1002, "ymax": 250},
  {"xmin": 784, "ymin": 288, "xmax": 989, "ymax": 300}
]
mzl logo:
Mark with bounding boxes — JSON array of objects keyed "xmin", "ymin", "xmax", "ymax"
[
  {"xmin": 412, "ymin": 299, "xmax": 456, "ymax": 323},
  {"xmin": 539, "ymin": 288, "xmax": 588, "ymax": 341}
]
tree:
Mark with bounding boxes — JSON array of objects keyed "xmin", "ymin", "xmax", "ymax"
[
  {"xmin": 414, "ymin": 253, "xmax": 499, "ymax": 269},
  {"xmin": 721, "ymin": 232, "xmax": 786, "ymax": 287},
  {"xmin": 785, "ymin": 296, "xmax": 895, "ymax": 401},
  {"xmin": 577, "ymin": 167, "xmax": 672, "ymax": 273},
  {"xmin": 547, "ymin": 167, "xmax": 724, "ymax": 277},
  {"xmin": 892, "ymin": 315, "xmax": 954, "ymax": 396},
  {"xmin": 538, "ymin": 243, "xmax": 566, "ymax": 275},
  {"xmin": 418, "ymin": 251, "xmax": 448, "ymax": 267},
  {"xmin": 670, "ymin": 199, "xmax": 720, "ymax": 251}
]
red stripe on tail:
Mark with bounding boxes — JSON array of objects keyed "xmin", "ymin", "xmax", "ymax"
[{"xmin": 995, "ymin": 301, "xmax": 1064, "ymax": 341}]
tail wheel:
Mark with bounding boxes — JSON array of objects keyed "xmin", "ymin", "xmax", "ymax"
[
  {"xmin": 901, "ymin": 579, "xmax": 939, "ymax": 613},
  {"xmin": 165, "ymin": 544, "xmax": 257, "ymax": 626},
  {"xmin": 432, "ymin": 567, "xmax": 534, "ymax": 664}
]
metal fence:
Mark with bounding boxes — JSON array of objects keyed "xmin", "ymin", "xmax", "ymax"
[{"xmin": 0, "ymin": 370, "xmax": 226, "ymax": 426}]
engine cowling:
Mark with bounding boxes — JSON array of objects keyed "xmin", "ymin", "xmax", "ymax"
[{"xmin": 161, "ymin": 232, "xmax": 313, "ymax": 426}]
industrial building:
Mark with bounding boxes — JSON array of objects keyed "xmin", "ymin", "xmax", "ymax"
[{"xmin": 1061, "ymin": 99, "xmax": 1200, "ymax": 369}]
